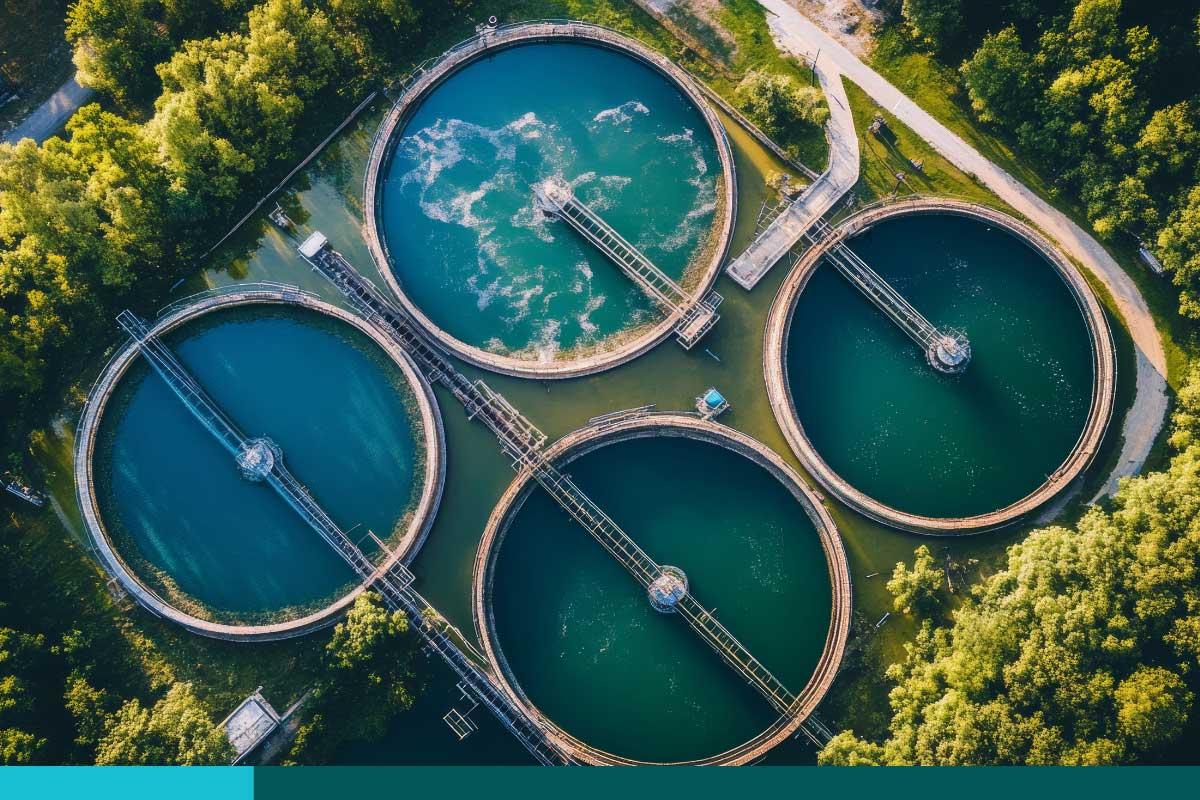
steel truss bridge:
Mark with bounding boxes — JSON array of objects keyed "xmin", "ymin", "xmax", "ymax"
[{"xmin": 534, "ymin": 179, "xmax": 722, "ymax": 350}]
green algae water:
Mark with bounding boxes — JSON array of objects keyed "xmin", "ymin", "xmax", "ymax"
[
  {"xmin": 378, "ymin": 42, "xmax": 720, "ymax": 360},
  {"xmin": 786, "ymin": 214, "xmax": 1095, "ymax": 519},
  {"xmin": 95, "ymin": 306, "xmax": 425, "ymax": 622},
  {"xmin": 489, "ymin": 436, "xmax": 832, "ymax": 763}
]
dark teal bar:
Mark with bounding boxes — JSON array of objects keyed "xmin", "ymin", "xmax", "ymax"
[
  {"xmin": 253, "ymin": 766, "xmax": 1197, "ymax": 800},
  {"xmin": 0, "ymin": 766, "xmax": 252, "ymax": 799}
]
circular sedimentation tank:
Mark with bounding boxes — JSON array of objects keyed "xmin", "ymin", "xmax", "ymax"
[
  {"xmin": 75, "ymin": 287, "xmax": 445, "ymax": 640},
  {"xmin": 765, "ymin": 199, "xmax": 1116, "ymax": 534},
  {"xmin": 363, "ymin": 22, "xmax": 735, "ymax": 378},
  {"xmin": 473, "ymin": 415, "xmax": 850, "ymax": 764}
]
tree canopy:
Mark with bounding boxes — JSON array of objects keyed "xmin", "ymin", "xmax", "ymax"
[
  {"xmin": 285, "ymin": 592, "xmax": 419, "ymax": 764},
  {"xmin": 736, "ymin": 69, "xmax": 829, "ymax": 138},
  {"xmin": 93, "ymin": 682, "xmax": 232, "ymax": 765},
  {"xmin": 0, "ymin": 628, "xmax": 49, "ymax": 764},
  {"xmin": 1, "ymin": 0, "xmax": 391, "ymax": 462}
]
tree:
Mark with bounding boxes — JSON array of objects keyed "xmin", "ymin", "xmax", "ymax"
[
  {"xmin": 1137, "ymin": 103, "xmax": 1200, "ymax": 182},
  {"xmin": 887, "ymin": 545, "xmax": 945, "ymax": 616},
  {"xmin": 0, "ymin": 728, "xmax": 42, "ymax": 765},
  {"xmin": 94, "ymin": 682, "xmax": 232, "ymax": 766},
  {"xmin": 148, "ymin": 0, "xmax": 339, "ymax": 212},
  {"xmin": 67, "ymin": 0, "xmax": 168, "ymax": 106},
  {"xmin": 960, "ymin": 27, "xmax": 1037, "ymax": 124},
  {"xmin": 286, "ymin": 592, "xmax": 418, "ymax": 764},
  {"xmin": 0, "ymin": 628, "xmax": 48, "ymax": 765},
  {"xmin": 902, "ymin": 0, "xmax": 964, "ymax": 51},
  {"xmin": 817, "ymin": 731, "xmax": 886, "ymax": 765},
  {"xmin": 1158, "ymin": 183, "xmax": 1200, "ymax": 318},
  {"xmin": 328, "ymin": 0, "xmax": 420, "ymax": 79},
  {"xmin": 735, "ymin": 70, "xmax": 829, "ymax": 138},
  {"xmin": 64, "ymin": 676, "xmax": 111, "ymax": 750},
  {"xmin": 1115, "ymin": 667, "xmax": 1192, "ymax": 752}
]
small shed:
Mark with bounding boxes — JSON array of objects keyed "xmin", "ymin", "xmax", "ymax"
[
  {"xmin": 696, "ymin": 387, "xmax": 730, "ymax": 420},
  {"xmin": 1138, "ymin": 246, "xmax": 1166, "ymax": 276},
  {"xmin": 221, "ymin": 688, "xmax": 282, "ymax": 765}
]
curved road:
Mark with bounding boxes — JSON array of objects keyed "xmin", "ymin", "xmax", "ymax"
[{"xmin": 759, "ymin": 0, "xmax": 1168, "ymax": 500}]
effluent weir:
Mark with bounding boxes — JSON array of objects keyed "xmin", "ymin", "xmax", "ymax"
[
  {"xmin": 109, "ymin": 225, "xmax": 828, "ymax": 764},
  {"xmin": 534, "ymin": 178, "xmax": 722, "ymax": 350}
]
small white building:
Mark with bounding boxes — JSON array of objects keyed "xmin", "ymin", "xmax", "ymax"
[
  {"xmin": 298, "ymin": 231, "xmax": 328, "ymax": 259},
  {"xmin": 221, "ymin": 688, "xmax": 281, "ymax": 765}
]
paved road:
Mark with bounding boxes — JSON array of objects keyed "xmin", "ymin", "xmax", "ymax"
[
  {"xmin": 760, "ymin": 0, "xmax": 1168, "ymax": 500},
  {"xmin": 725, "ymin": 40, "xmax": 860, "ymax": 288},
  {"xmin": 3, "ymin": 74, "xmax": 93, "ymax": 145}
]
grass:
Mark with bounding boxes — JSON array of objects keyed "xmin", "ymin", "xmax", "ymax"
[
  {"xmin": 869, "ymin": 27, "xmax": 1196, "ymax": 390},
  {"xmin": 492, "ymin": 0, "xmax": 830, "ymax": 170},
  {"xmin": 842, "ymin": 78, "xmax": 1004, "ymax": 209},
  {"xmin": 712, "ymin": 0, "xmax": 829, "ymax": 168}
]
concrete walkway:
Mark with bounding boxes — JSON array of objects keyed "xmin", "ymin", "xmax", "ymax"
[
  {"xmin": 3, "ymin": 74, "xmax": 93, "ymax": 145},
  {"xmin": 759, "ymin": 0, "xmax": 1168, "ymax": 500},
  {"xmin": 725, "ymin": 47, "xmax": 859, "ymax": 289}
]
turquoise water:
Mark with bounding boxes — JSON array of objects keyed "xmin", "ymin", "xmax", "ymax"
[
  {"xmin": 489, "ymin": 436, "xmax": 832, "ymax": 763},
  {"xmin": 96, "ymin": 306, "xmax": 424, "ymax": 622},
  {"xmin": 786, "ymin": 214, "xmax": 1095, "ymax": 519},
  {"xmin": 377, "ymin": 42, "xmax": 720, "ymax": 360}
]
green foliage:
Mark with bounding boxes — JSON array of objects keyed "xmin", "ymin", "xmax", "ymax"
[
  {"xmin": 0, "ymin": 0, "xmax": 367, "ymax": 460},
  {"xmin": 1115, "ymin": 667, "xmax": 1192, "ymax": 751},
  {"xmin": 67, "ymin": 0, "xmax": 169, "ymax": 107},
  {"xmin": 285, "ymin": 592, "xmax": 418, "ymax": 764},
  {"xmin": 0, "ymin": 105, "xmax": 177, "ymax": 451},
  {"xmin": 820, "ymin": 371, "xmax": 1200, "ymax": 765},
  {"xmin": 902, "ymin": 0, "xmax": 963, "ymax": 52},
  {"xmin": 945, "ymin": 0, "xmax": 1200, "ymax": 317},
  {"xmin": 63, "ymin": 675, "xmax": 111, "ymax": 749},
  {"xmin": 148, "ymin": 0, "xmax": 339, "ymax": 211},
  {"xmin": 94, "ymin": 682, "xmax": 233, "ymax": 765},
  {"xmin": 1159, "ymin": 184, "xmax": 1200, "ymax": 318},
  {"xmin": 0, "ymin": 628, "xmax": 49, "ymax": 764},
  {"xmin": 735, "ymin": 69, "xmax": 829, "ymax": 138},
  {"xmin": 886, "ymin": 545, "xmax": 945, "ymax": 616},
  {"xmin": 0, "ymin": 728, "xmax": 42, "ymax": 765},
  {"xmin": 959, "ymin": 27, "xmax": 1035, "ymax": 124}
]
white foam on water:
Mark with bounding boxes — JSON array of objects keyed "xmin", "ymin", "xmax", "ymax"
[
  {"xmin": 583, "ymin": 174, "xmax": 631, "ymax": 211},
  {"xmin": 652, "ymin": 126, "xmax": 717, "ymax": 253},
  {"xmin": 510, "ymin": 193, "xmax": 556, "ymax": 243},
  {"xmin": 577, "ymin": 292, "xmax": 607, "ymax": 338},
  {"xmin": 591, "ymin": 100, "xmax": 650, "ymax": 127},
  {"xmin": 532, "ymin": 319, "xmax": 562, "ymax": 362}
]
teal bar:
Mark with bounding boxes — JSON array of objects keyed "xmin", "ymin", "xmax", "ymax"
[
  {"xmin": 0, "ymin": 767, "xmax": 252, "ymax": 800},
  {"xmin": 254, "ymin": 766, "xmax": 1198, "ymax": 800}
]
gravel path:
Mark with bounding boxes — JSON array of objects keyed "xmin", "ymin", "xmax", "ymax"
[{"xmin": 3, "ymin": 73, "xmax": 93, "ymax": 145}]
